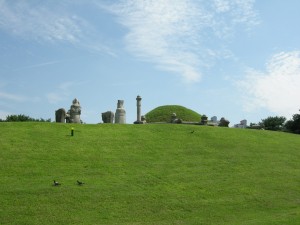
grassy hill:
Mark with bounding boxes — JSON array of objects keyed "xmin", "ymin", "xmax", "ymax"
[
  {"xmin": 0, "ymin": 122, "xmax": 299, "ymax": 225},
  {"xmin": 145, "ymin": 105, "xmax": 201, "ymax": 123}
]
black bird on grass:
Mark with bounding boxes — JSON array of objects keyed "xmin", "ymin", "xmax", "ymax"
[
  {"xmin": 190, "ymin": 130, "xmax": 195, "ymax": 133},
  {"xmin": 53, "ymin": 180, "xmax": 61, "ymax": 186},
  {"xmin": 77, "ymin": 180, "xmax": 84, "ymax": 185}
]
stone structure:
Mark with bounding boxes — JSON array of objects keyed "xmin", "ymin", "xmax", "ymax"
[
  {"xmin": 219, "ymin": 117, "xmax": 230, "ymax": 127},
  {"xmin": 115, "ymin": 100, "xmax": 126, "ymax": 124},
  {"xmin": 102, "ymin": 111, "xmax": 114, "ymax": 123},
  {"xmin": 171, "ymin": 113, "xmax": 177, "ymax": 123},
  {"xmin": 234, "ymin": 119, "xmax": 247, "ymax": 128},
  {"xmin": 66, "ymin": 98, "xmax": 81, "ymax": 123},
  {"xmin": 211, "ymin": 116, "xmax": 218, "ymax": 123},
  {"xmin": 55, "ymin": 108, "xmax": 66, "ymax": 123},
  {"xmin": 141, "ymin": 115, "xmax": 147, "ymax": 124},
  {"xmin": 200, "ymin": 115, "xmax": 208, "ymax": 125},
  {"xmin": 171, "ymin": 113, "xmax": 182, "ymax": 124},
  {"xmin": 134, "ymin": 95, "xmax": 143, "ymax": 124},
  {"xmin": 241, "ymin": 119, "xmax": 247, "ymax": 127}
]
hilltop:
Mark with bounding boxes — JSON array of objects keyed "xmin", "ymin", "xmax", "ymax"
[
  {"xmin": 145, "ymin": 105, "xmax": 201, "ymax": 123},
  {"xmin": 0, "ymin": 122, "xmax": 299, "ymax": 225}
]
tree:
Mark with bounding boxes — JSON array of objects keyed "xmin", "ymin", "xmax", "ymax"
[
  {"xmin": 284, "ymin": 110, "xmax": 300, "ymax": 134},
  {"xmin": 6, "ymin": 114, "xmax": 31, "ymax": 122},
  {"xmin": 259, "ymin": 116, "xmax": 286, "ymax": 131},
  {"xmin": 1, "ymin": 114, "xmax": 51, "ymax": 122},
  {"xmin": 248, "ymin": 122, "xmax": 262, "ymax": 129}
]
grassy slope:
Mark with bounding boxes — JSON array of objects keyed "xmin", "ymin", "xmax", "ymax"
[
  {"xmin": 145, "ymin": 105, "xmax": 201, "ymax": 123},
  {"xmin": 0, "ymin": 122, "xmax": 299, "ymax": 225}
]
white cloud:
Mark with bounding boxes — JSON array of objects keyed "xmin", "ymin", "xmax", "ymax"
[
  {"xmin": 0, "ymin": 1, "xmax": 82, "ymax": 43},
  {"xmin": 46, "ymin": 82, "xmax": 75, "ymax": 104},
  {"xmin": 107, "ymin": 0, "xmax": 259, "ymax": 83},
  {"xmin": 0, "ymin": 92, "xmax": 27, "ymax": 102},
  {"xmin": 13, "ymin": 60, "xmax": 67, "ymax": 71},
  {"xmin": 0, "ymin": 0, "xmax": 259, "ymax": 82},
  {"xmin": 238, "ymin": 51, "xmax": 300, "ymax": 119},
  {"xmin": 46, "ymin": 81, "xmax": 87, "ymax": 104},
  {"xmin": 0, "ymin": 1, "xmax": 115, "ymax": 55},
  {"xmin": 213, "ymin": 0, "xmax": 231, "ymax": 13},
  {"xmin": 0, "ymin": 110, "xmax": 10, "ymax": 120},
  {"xmin": 46, "ymin": 93, "xmax": 65, "ymax": 105}
]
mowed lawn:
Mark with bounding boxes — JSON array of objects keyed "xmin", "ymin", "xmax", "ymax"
[{"xmin": 0, "ymin": 122, "xmax": 299, "ymax": 225}]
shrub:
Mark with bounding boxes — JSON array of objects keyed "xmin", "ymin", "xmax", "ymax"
[
  {"xmin": 284, "ymin": 110, "xmax": 300, "ymax": 134},
  {"xmin": 2, "ymin": 114, "xmax": 51, "ymax": 122},
  {"xmin": 259, "ymin": 116, "xmax": 286, "ymax": 131}
]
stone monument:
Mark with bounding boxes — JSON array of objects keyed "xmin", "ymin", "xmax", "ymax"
[
  {"xmin": 200, "ymin": 115, "xmax": 208, "ymax": 125},
  {"xmin": 134, "ymin": 95, "xmax": 144, "ymax": 124},
  {"xmin": 211, "ymin": 116, "xmax": 217, "ymax": 123},
  {"xmin": 219, "ymin": 117, "xmax": 230, "ymax": 127},
  {"xmin": 115, "ymin": 100, "xmax": 126, "ymax": 124},
  {"xmin": 102, "ymin": 111, "xmax": 114, "ymax": 123},
  {"xmin": 141, "ymin": 115, "xmax": 147, "ymax": 123},
  {"xmin": 170, "ymin": 113, "xmax": 182, "ymax": 124},
  {"xmin": 55, "ymin": 108, "xmax": 66, "ymax": 123},
  {"xmin": 234, "ymin": 119, "xmax": 247, "ymax": 128},
  {"xmin": 66, "ymin": 98, "xmax": 81, "ymax": 123},
  {"xmin": 241, "ymin": 119, "xmax": 247, "ymax": 127}
]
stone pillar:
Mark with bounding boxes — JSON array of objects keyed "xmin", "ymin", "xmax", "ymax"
[
  {"xmin": 201, "ymin": 115, "xmax": 208, "ymax": 125},
  {"xmin": 134, "ymin": 95, "xmax": 143, "ymax": 124},
  {"xmin": 115, "ymin": 100, "xmax": 126, "ymax": 124}
]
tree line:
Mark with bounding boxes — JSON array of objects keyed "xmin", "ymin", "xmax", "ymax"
[
  {"xmin": 249, "ymin": 110, "xmax": 300, "ymax": 134},
  {"xmin": 1, "ymin": 111, "xmax": 300, "ymax": 134},
  {"xmin": 0, "ymin": 114, "xmax": 51, "ymax": 122}
]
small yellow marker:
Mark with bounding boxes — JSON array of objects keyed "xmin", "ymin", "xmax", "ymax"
[{"xmin": 71, "ymin": 127, "xmax": 74, "ymax": 136}]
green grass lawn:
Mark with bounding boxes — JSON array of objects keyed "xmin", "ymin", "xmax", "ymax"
[
  {"xmin": 0, "ymin": 122, "xmax": 299, "ymax": 225},
  {"xmin": 145, "ymin": 105, "xmax": 201, "ymax": 123}
]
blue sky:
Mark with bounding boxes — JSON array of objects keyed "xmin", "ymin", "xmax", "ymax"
[{"xmin": 1, "ymin": 0, "xmax": 300, "ymax": 125}]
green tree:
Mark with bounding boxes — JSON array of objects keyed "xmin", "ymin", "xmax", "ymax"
[
  {"xmin": 259, "ymin": 116, "xmax": 286, "ymax": 131},
  {"xmin": 3, "ymin": 114, "xmax": 51, "ymax": 122},
  {"xmin": 248, "ymin": 123, "xmax": 262, "ymax": 129},
  {"xmin": 6, "ymin": 114, "xmax": 32, "ymax": 122},
  {"xmin": 284, "ymin": 110, "xmax": 300, "ymax": 134}
]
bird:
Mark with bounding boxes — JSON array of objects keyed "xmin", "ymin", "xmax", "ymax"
[
  {"xmin": 77, "ymin": 180, "xmax": 84, "ymax": 185},
  {"xmin": 190, "ymin": 130, "xmax": 195, "ymax": 133},
  {"xmin": 53, "ymin": 180, "xmax": 61, "ymax": 186}
]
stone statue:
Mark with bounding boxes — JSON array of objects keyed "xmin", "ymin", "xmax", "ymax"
[
  {"xmin": 200, "ymin": 115, "xmax": 208, "ymax": 125},
  {"xmin": 102, "ymin": 111, "xmax": 114, "ymax": 123},
  {"xmin": 55, "ymin": 108, "xmax": 66, "ymax": 123},
  {"xmin": 115, "ymin": 100, "xmax": 126, "ymax": 124},
  {"xmin": 171, "ymin": 113, "xmax": 182, "ymax": 124},
  {"xmin": 219, "ymin": 117, "xmax": 230, "ymax": 127},
  {"xmin": 141, "ymin": 115, "xmax": 147, "ymax": 124},
  {"xmin": 66, "ymin": 98, "xmax": 81, "ymax": 123}
]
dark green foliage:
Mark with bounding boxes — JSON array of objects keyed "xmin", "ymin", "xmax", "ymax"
[
  {"xmin": 145, "ymin": 105, "xmax": 201, "ymax": 123},
  {"xmin": 248, "ymin": 123, "xmax": 263, "ymax": 129},
  {"xmin": 3, "ymin": 114, "xmax": 51, "ymax": 122},
  {"xmin": 259, "ymin": 116, "xmax": 286, "ymax": 131},
  {"xmin": 285, "ymin": 110, "xmax": 300, "ymax": 134},
  {"xmin": 218, "ymin": 117, "xmax": 230, "ymax": 127}
]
